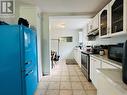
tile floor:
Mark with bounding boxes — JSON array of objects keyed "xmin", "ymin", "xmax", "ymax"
[{"xmin": 35, "ymin": 60, "xmax": 97, "ymax": 95}]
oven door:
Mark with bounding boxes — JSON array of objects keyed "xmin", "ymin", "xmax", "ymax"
[
  {"xmin": 81, "ymin": 53, "xmax": 89, "ymax": 71},
  {"xmin": 81, "ymin": 52, "xmax": 90, "ymax": 81}
]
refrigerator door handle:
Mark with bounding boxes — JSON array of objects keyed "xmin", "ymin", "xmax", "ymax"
[
  {"xmin": 25, "ymin": 70, "xmax": 33, "ymax": 77},
  {"xmin": 25, "ymin": 60, "xmax": 32, "ymax": 65}
]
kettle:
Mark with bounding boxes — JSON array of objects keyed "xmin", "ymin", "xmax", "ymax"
[{"xmin": 99, "ymin": 49, "xmax": 105, "ymax": 56}]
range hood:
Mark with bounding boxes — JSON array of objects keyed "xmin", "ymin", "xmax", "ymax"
[{"xmin": 87, "ymin": 28, "xmax": 99, "ymax": 37}]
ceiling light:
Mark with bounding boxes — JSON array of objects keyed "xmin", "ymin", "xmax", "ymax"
[{"xmin": 56, "ymin": 23, "xmax": 65, "ymax": 28}]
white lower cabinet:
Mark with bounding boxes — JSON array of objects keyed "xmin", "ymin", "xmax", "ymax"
[
  {"xmin": 97, "ymin": 72, "xmax": 120, "ymax": 95},
  {"xmin": 90, "ymin": 56, "xmax": 119, "ymax": 91},
  {"xmin": 90, "ymin": 57, "xmax": 101, "ymax": 87},
  {"xmin": 90, "ymin": 56, "xmax": 124, "ymax": 95},
  {"xmin": 73, "ymin": 49, "xmax": 81, "ymax": 67}
]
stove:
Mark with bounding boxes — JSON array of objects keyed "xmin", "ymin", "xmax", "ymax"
[{"xmin": 81, "ymin": 51, "xmax": 91, "ymax": 82}]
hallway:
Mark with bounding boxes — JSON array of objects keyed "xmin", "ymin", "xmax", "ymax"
[{"xmin": 35, "ymin": 60, "xmax": 97, "ymax": 95}]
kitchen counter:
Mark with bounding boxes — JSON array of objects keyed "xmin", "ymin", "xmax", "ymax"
[
  {"xmin": 90, "ymin": 54, "xmax": 122, "ymax": 69},
  {"xmin": 97, "ymin": 68, "xmax": 127, "ymax": 94}
]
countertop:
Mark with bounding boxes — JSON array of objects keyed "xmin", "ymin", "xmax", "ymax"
[
  {"xmin": 74, "ymin": 48, "xmax": 122, "ymax": 69},
  {"xmin": 97, "ymin": 68, "xmax": 127, "ymax": 93},
  {"xmin": 90, "ymin": 54, "xmax": 122, "ymax": 69}
]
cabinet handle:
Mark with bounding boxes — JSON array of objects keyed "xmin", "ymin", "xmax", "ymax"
[{"xmin": 25, "ymin": 61, "xmax": 32, "ymax": 65}]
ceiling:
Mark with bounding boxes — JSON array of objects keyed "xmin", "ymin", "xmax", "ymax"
[
  {"xmin": 18, "ymin": 0, "xmax": 111, "ymax": 16},
  {"xmin": 49, "ymin": 16, "xmax": 91, "ymax": 32}
]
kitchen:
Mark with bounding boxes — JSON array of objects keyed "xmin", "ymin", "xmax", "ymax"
[{"xmin": 0, "ymin": 0, "xmax": 127, "ymax": 95}]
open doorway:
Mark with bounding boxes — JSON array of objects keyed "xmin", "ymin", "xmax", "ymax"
[{"xmin": 49, "ymin": 16, "xmax": 90, "ymax": 69}]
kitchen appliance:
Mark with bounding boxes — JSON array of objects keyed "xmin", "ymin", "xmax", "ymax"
[
  {"xmin": 87, "ymin": 29, "xmax": 99, "ymax": 41},
  {"xmin": 91, "ymin": 45, "xmax": 102, "ymax": 54},
  {"xmin": 81, "ymin": 52, "xmax": 91, "ymax": 81},
  {"xmin": 85, "ymin": 46, "xmax": 92, "ymax": 52},
  {"xmin": 0, "ymin": 25, "xmax": 38, "ymax": 95},
  {"xmin": 108, "ymin": 43, "xmax": 124, "ymax": 63},
  {"xmin": 99, "ymin": 49, "xmax": 105, "ymax": 56},
  {"xmin": 122, "ymin": 40, "xmax": 127, "ymax": 84}
]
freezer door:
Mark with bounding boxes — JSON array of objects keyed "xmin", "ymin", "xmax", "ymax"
[
  {"xmin": 24, "ymin": 28, "xmax": 37, "ymax": 69},
  {"xmin": 23, "ymin": 27, "xmax": 38, "ymax": 95},
  {"xmin": 25, "ymin": 67, "xmax": 38, "ymax": 95},
  {"xmin": 0, "ymin": 25, "xmax": 23, "ymax": 95}
]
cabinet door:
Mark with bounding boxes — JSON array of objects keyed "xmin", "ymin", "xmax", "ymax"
[
  {"xmin": 110, "ymin": 0, "xmax": 123, "ymax": 34},
  {"xmin": 90, "ymin": 57, "xmax": 101, "ymax": 87},
  {"xmin": 90, "ymin": 57, "xmax": 94, "ymax": 80},
  {"xmin": 97, "ymin": 72, "xmax": 120, "ymax": 95},
  {"xmin": 87, "ymin": 20, "xmax": 92, "ymax": 32},
  {"xmin": 99, "ymin": 5, "xmax": 110, "ymax": 38},
  {"xmin": 101, "ymin": 61, "xmax": 117, "ymax": 69},
  {"xmin": 74, "ymin": 49, "xmax": 78, "ymax": 62},
  {"xmin": 92, "ymin": 14, "xmax": 99, "ymax": 30}
]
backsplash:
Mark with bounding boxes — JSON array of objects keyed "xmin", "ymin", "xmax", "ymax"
[{"xmin": 86, "ymin": 35, "xmax": 127, "ymax": 46}]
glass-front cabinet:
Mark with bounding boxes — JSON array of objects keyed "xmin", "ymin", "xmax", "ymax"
[
  {"xmin": 110, "ymin": 0, "xmax": 124, "ymax": 34},
  {"xmin": 99, "ymin": 0, "xmax": 127, "ymax": 38},
  {"xmin": 99, "ymin": 5, "xmax": 110, "ymax": 38}
]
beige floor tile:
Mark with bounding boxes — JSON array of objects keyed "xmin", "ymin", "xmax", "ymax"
[
  {"xmin": 60, "ymin": 82, "xmax": 72, "ymax": 90},
  {"xmin": 70, "ymin": 76, "xmax": 80, "ymax": 82},
  {"xmin": 61, "ymin": 76, "xmax": 70, "ymax": 81},
  {"xmin": 61, "ymin": 75, "xmax": 70, "ymax": 78},
  {"xmin": 36, "ymin": 60, "xmax": 97, "ymax": 95},
  {"xmin": 34, "ymin": 89, "xmax": 46, "ymax": 95},
  {"xmin": 85, "ymin": 90, "xmax": 97, "ymax": 95},
  {"xmin": 50, "ymin": 77, "xmax": 61, "ymax": 82},
  {"xmin": 69, "ymin": 69, "xmax": 75, "ymax": 71},
  {"xmin": 77, "ymin": 72, "xmax": 84, "ymax": 76},
  {"xmin": 62, "ymin": 71, "xmax": 69, "ymax": 76},
  {"xmin": 79, "ymin": 76, "xmax": 88, "ymax": 82},
  {"xmin": 75, "ymin": 69, "xmax": 82, "ymax": 72},
  {"xmin": 82, "ymin": 82, "xmax": 96, "ymax": 90},
  {"xmin": 69, "ymin": 72, "xmax": 78, "ymax": 76},
  {"xmin": 68, "ymin": 68, "xmax": 75, "ymax": 71},
  {"xmin": 48, "ymin": 82, "xmax": 60, "ymax": 90},
  {"xmin": 61, "ymin": 69, "xmax": 68, "ymax": 72},
  {"xmin": 73, "ymin": 90, "xmax": 87, "ymax": 95},
  {"xmin": 38, "ymin": 82, "xmax": 49, "ymax": 90},
  {"xmin": 60, "ymin": 90, "xmax": 73, "ymax": 95},
  {"xmin": 71, "ymin": 82, "xmax": 83, "ymax": 90},
  {"xmin": 51, "ymin": 71, "xmax": 61, "ymax": 76},
  {"xmin": 41, "ymin": 76, "xmax": 51, "ymax": 82},
  {"xmin": 46, "ymin": 90, "xmax": 59, "ymax": 95}
]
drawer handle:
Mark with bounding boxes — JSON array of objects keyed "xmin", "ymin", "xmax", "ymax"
[
  {"xmin": 25, "ymin": 61, "xmax": 32, "ymax": 65},
  {"xmin": 25, "ymin": 70, "xmax": 33, "ymax": 77}
]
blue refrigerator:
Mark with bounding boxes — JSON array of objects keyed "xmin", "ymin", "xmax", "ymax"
[{"xmin": 0, "ymin": 25, "xmax": 38, "ymax": 95}]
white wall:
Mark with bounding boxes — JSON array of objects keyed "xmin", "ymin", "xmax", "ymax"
[
  {"xmin": 50, "ymin": 28, "xmax": 79, "ymax": 59},
  {"xmin": 50, "ymin": 17, "xmax": 90, "ymax": 59},
  {"xmin": 36, "ymin": 8, "xmax": 43, "ymax": 81},
  {"xmin": 41, "ymin": 13, "xmax": 51, "ymax": 75},
  {"xmin": 19, "ymin": 6, "xmax": 37, "ymax": 27}
]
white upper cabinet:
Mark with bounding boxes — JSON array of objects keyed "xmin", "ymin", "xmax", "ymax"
[
  {"xmin": 87, "ymin": 14, "xmax": 99, "ymax": 33},
  {"xmin": 99, "ymin": 0, "xmax": 127, "ymax": 38},
  {"xmin": 109, "ymin": 0, "xmax": 126, "ymax": 36},
  {"xmin": 92, "ymin": 14, "xmax": 99, "ymax": 30},
  {"xmin": 99, "ymin": 5, "xmax": 110, "ymax": 38},
  {"xmin": 87, "ymin": 20, "xmax": 93, "ymax": 33}
]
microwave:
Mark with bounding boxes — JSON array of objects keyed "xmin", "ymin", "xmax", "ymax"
[{"xmin": 108, "ymin": 43, "xmax": 124, "ymax": 63}]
